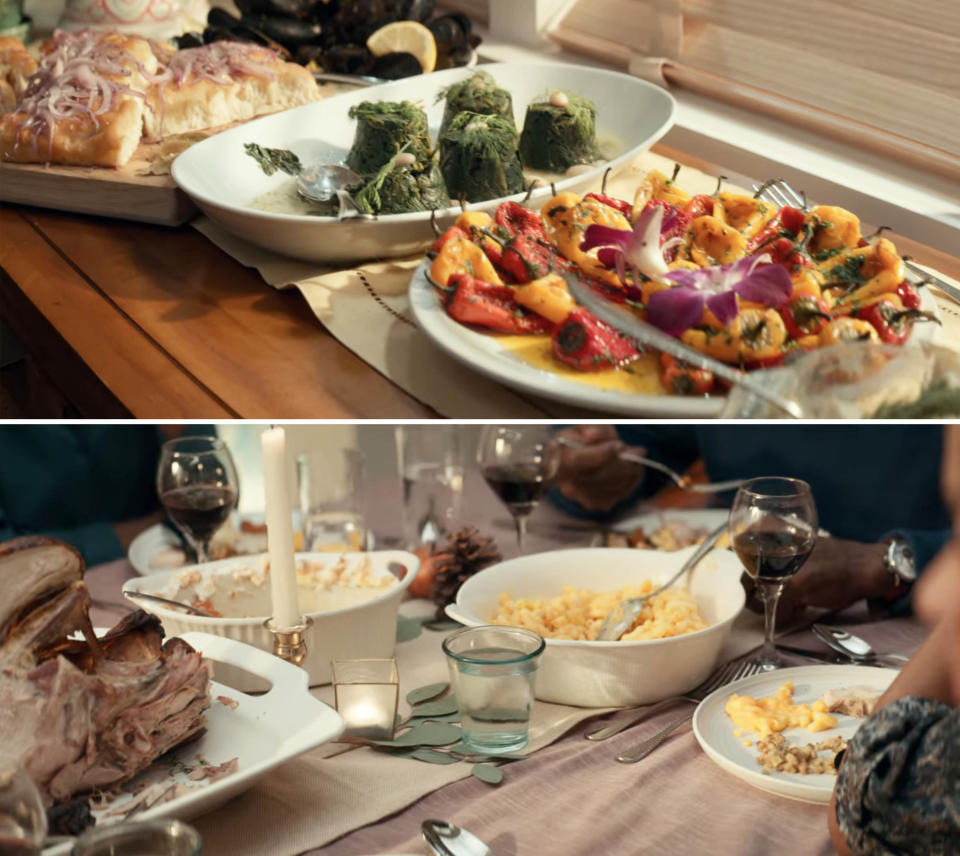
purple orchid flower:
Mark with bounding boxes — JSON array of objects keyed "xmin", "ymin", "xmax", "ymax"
[
  {"xmin": 646, "ymin": 255, "xmax": 794, "ymax": 337},
  {"xmin": 580, "ymin": 203, "xmax": 670, "ymax": 281}
]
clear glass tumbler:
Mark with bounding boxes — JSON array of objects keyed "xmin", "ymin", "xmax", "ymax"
[
  {"xmin": 442, "ymin": 625, "xmax": 545, "ymax": 754},
  {"xmin": 395, "ymin": 426, "xmax": 464, "ymax": 550},
  {"xmin": 71, "ymin": 820, "xmax": 202, "ymax": 856},
  {"xmin": 296, "ymin": 448, "xmax": 368, "ymax": 552}
]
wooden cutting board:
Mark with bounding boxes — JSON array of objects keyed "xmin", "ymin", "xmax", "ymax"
[{"xmin": 0, "ymin": 133, "xmax": 207, "ymax": 226}]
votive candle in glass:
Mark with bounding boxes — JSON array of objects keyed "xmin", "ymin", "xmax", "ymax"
[{"xmin": 332, "ymin": 659, "xmax": 399, "ymax": 742}]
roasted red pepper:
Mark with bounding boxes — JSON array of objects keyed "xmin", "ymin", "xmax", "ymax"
[
  {"xmin": 779, "ymin": 295, "xmax": 832, "ymax": 340},
  {"xmin": 495, "ymin": 201, "xmax": 546, "ymax": 239},
  {"xmin": 584, "ymin": 192, "xmax": 632, "ymax": 218},
  {"xmin": 896, "ymin": 280, "xmax": 922, "ymax": 310},
  {"xmin": 552, "ymin": 308, "xmax": 639, "ymax": 371},
  {"xmin": 744, "ymin": 206, "xmax": 806, "ymax": 254},
  {"xmin": 857, "ymin": 297, "xmax": 939, "ymax": 345},
  {"xmin": 659, "ymin": 353, "xmax": 715, "ymax": 395},
  {"xmin": 684, "ymin": 194, "xmax": 715, "ymax": 220},
  {"xmin": 763, "ymin": 236, "xmax": 812, "ymax": 272},
  {"xmin": 499, "ymin": 233, "xmax": 565, "ymax": 283},
  {"xmin": 445, "ymin": 274, "xmax": 553, "ymax": 334}
]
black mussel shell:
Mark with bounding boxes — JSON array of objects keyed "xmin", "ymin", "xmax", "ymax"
[
  {"xmin": 398, "ymin": 0, "xmax": 435, "ymax": 22},
  {"xmin": 207, "ymin": 7, "xmax": 241, "ymax": 28},
  {"xmin": 448, "ymin": 43, "xmax": 474, "ymax": 66},
  {"xmin": 174, "ymin": 30, "xmax": 205, "ymax": 48},
  {"xmin": 322, "ymin": 43, "xmax": 375, "ymax": 74},
  {"xmin": 329, "ymin": 0, "xmax": 398, "ymax": 43},
  {"xmin": 370, "ymin": 51, "xmax": 423, "ymax": 79},
  {"xmin": 235, "ymin": 0, "xmax": 312, "ymax": 19},
  {"xmin": 243, "ymin": 14, "xmax": 323, "ymax": 45},
  {"xmin": 428, "ymin": 14, "xmax": 468, "ymax": 53},
  {"xmin": 295, "ymin": 43, "xmax": 326, "ymax": 64}
]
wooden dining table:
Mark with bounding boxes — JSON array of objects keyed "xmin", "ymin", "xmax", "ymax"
[{"xmin": 3, "ymin": 143, "xmax": 959, "ymax": 419}]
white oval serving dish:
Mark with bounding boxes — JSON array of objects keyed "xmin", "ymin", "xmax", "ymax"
[{"xmin": 446, "ymin": 546, "xmax": 745, "ymax": 707}]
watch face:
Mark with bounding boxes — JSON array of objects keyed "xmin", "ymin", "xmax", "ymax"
[{"xmin": 888, "ymin": 539, "xmax": 918, "ymax": 583}]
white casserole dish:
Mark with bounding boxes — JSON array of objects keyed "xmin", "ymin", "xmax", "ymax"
[
  {"xmin": 446, "ymin": 546, "xmax": 745, "ymax": 707},
  {"xmin": 123, "ymin": 551, "xmax": 418, "ymax": 691}
]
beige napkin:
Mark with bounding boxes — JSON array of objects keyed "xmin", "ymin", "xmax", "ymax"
[
  {"xmin": 193, "ymin": 151, "xmax": 960, "ymax": 418},
  {"xmin": 191, "ymin": 601, "xmax": 768, "ymax": 856}
]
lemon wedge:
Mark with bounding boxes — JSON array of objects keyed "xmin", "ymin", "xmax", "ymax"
[{"xmin": 366, "ymin": 20, "xmax": 437, "ymax": 74}]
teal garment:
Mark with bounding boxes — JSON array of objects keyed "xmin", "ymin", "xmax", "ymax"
[{"xmin": 0, "ymin": 426, "xmax": 211, "ymax": 566}]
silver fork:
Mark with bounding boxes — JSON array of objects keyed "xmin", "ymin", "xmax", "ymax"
[
  {"xmin": 755, "ymin": 178, "xmax": 960, "ymax": 305},
  {"xmin": 555, "ymin": 436, "xmax": 746, "ymax": 495},
  {"xmin": 586, "ymin": 657, "xmax": 744, "ymax": 741},
  {"xmin": 615, "ymin": 659, "xmax": 765, "ymax": 763}
]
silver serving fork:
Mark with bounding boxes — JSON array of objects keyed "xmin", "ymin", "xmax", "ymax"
[
  {"xmin": 586, "ymin": 657, "xmax": 745, "ymax": 741},
  {"xmin": 615, "ymin": 659, "xmax": 765, "ymax": 763},
  {"xmin": 754, "ymin": 178, "xmax": 960, "ymax": 305}
]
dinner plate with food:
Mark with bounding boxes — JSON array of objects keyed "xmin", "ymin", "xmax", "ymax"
[
  {"xmin": 410, "ymin": 169, "xmax": 942, "ymax": 416},
  {"xmin": 0, "ymin": 536, "xmax": 342, "ymax": 854},
  {"xmin": 692, "ymin": 664, "xmax": 897, "ymax": 804},
  {"xmin": 171, "ymin": 61, "xmax": 676, "ymax": 262},
  {"xmin": 599, "ymin": 508, "xmax": 731, "ymax": 550}
]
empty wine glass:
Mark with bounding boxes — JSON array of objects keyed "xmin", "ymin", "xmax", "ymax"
[
  {"xmin": 156, "ymin": 436, "xmax": 239, "ymax": 564},
  {"xmin": 0, "ymin": 757, "xmax": 46, "ymax": 854},
  {"xmin": 730, "ymin": 477, "xmax": 818, "ymax": 670},
  {"xmin": 477, "ymin": 426, "xmax": 560, "ymax": 553}
]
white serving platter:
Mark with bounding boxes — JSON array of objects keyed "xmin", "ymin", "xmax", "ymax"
[
  {"xmin": 409, "ymin": 260, "xmax": 942, "ymax": 417},
  {"xmin": 45, "ymin": 632, "xmax": 343, "ymax": 855},
  {"xmin": 692, "ymin": 664, "xmax": 897, "ymax": 804},
  {"xmin": 171, "ymin": 61, "xmax": 676, "ymax": 263}
]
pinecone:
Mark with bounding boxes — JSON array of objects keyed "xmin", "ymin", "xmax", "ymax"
[{"xmin": 429, "ymin": 527, "xmax": 502, "ymax": 617}]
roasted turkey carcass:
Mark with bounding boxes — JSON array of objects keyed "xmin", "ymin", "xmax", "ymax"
[{"xmin": 0, "ymin": 536, "xmax": 212, "ymax": 806}]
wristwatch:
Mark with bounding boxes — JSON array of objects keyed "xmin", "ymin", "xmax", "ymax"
[{"xmin": 883, "ymin": 537, "xmax": 917, "ymax": 589}]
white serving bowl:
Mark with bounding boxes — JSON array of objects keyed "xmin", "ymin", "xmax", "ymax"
[
  {"xmin": 446, "ymin": 546, "xmax": 745, "ymax": 707},
  {"xmin": 123, "ymin": 551, "xmax": 417, "ymax": 692}
]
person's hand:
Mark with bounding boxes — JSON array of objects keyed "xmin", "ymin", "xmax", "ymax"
[
  {"xmin": 552, "ymin": 425, "xmax": 645, "ymax": 512},
  {"xmin": 775, "ymin": 537, "xmax": 892, "ymax": 619}
]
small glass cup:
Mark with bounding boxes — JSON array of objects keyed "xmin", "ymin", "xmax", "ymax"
[
  {"xmin": 395, "ymin": 425, "xmax": 465, "ymax": 550},
  {"xmin": 332, "ymin": 659, "xmax": 399, "ymax": 742},
  {"xmin": 297, "ymin": 448, "xmax": 369, "ymax": 552},
  {"xmin": 71, "ymin": 819, "xmax": 202, "ymax": 856},
  {"xmin": 442, "ymin": 625, "xmax": 545, "ymax": 754},
  {"xmin": 0, "ymin": 757, "xmax": 46, "ymax": 853}
]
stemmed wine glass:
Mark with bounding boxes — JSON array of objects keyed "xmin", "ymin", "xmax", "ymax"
[
  {"xmin": 157, "ymin": 436, "xmax": 239, "ymax": 564},
  {"xmin": 477, "ymin": 426, "xmax": 560, "ymax": 553},
  {"xmin": 730, "ymin": 477, "xmax": 818, "ymax": 671}
]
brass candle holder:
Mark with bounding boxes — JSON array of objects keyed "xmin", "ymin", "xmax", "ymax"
[{"xmin": 263, "ymin": 616, "xmax": 313, "ymax": 667}]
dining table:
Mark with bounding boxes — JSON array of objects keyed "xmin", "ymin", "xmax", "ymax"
[
  {"xmin": 3, "ymin": 142, "xmax": 960, "ymax": 419},
  {"xmin": 82, "ymin": 470, "xmax": 930, "ymax": 856}
]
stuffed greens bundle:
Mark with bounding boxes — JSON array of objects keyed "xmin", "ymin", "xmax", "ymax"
[
  {"xmin": 519, "ymin": 92, "xmax": 598, "ymax": 173},
  {"xmin": 438, "ymin": 70, "xmax": 514, "ymax": 136},
  {"xmin": 439, "ymin": 112, "xmax": 525, "ymax": 202},
  {"xmin": 346, "ymin": 100, "xmax": 433, "ymax": 174}
]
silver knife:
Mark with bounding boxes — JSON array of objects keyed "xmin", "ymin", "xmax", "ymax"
[
  {"xmin": 903, "ymin": 258, "xmax": 960, "ymax": 305},
  {"xmin": 561, "ymin": 273, "xmax": 804, "ymax": 418}
]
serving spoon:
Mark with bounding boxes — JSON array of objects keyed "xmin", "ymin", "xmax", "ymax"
[
  {"xmin": 422, "ymin": 819, "xmax": 492, "ymax": 856},
  {"xmin": 295, "ymin": 164, "xmax": 373, "ymax": 223},
  {"xmin": 123, "ymin": 591, "xmax": 215, "ymax": 617},
  {"xmin": 812, "ymin": 624, "xmax": 910, "ymax": 664}
]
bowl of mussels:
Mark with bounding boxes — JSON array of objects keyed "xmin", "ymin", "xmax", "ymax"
[{"xmin": 177, "ymin": 0, "xmax": 479, "ymax": 80}]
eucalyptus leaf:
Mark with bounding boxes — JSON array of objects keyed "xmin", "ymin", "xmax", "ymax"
[
  {"xmin": 396, "ymin": 615, "xmax": 424, "ymax": 643},
  {"xmin": 409, "ymin": 696, "xmax": 459, "ymax": 717},
  {"xmin": 421, "ymin": 618, "xmax": 461, "ymax": 632},
  {"xmin": 406, "ymin": 682, "xmax": 450, "ymax": 705},
  {"xmin": 408, "ymin": 712, "xmax": 460, "ymax": 724},
  {"xmin": 469, "ymin": 708, "xmax": 527, "ymax": 723},
  {"xmin": 391, "ymin": 722, "xmax": 462, "ymax": 747},
  {"xmin": 471, "ymin": 763, "xmax": 504, "ymax": 785},
  {"xmin": 410, "ymin": 748, "xmax": 461, "ymax": 765}
]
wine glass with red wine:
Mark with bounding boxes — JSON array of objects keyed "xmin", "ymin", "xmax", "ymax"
[
  {"xmin": 157, "ymin": 436, "xmax": 239, "ymax": 564},
  {"xmin": 477, "ymin": 426, "xmax": 560, "ymax": 553},
  {"xmin": 730, "ymin": 477, "xmax": 818, "ymax": 670}
]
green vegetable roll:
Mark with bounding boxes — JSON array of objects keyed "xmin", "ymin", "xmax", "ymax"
[
  {"xmin": 346, "ymin": 101, "xmax": 433, "ymax": 175},
  {"xmin": 519, "ymin": 92, "xmax": 598, "ymax": 173},
  {"xmin": 439, "ymin": 111, "xmax": 525, "ymax": 203},
  {"xmin": 438, "ymin": 70, "xmax": 514, "ymax": 137},
  {"xmin": 354, "ymin": 155, "xmax": 451, "ymax": 215}
]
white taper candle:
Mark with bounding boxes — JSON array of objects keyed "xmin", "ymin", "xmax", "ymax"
[{"xmin": 261, "ymin": 426, "xmax": 299, "ymax": 629}]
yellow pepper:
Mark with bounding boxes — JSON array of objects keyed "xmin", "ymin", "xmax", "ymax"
[
  {"xmin": 541, "ymin": 192, "xmax": 630, "ymax": 289},
  {"xmin": 827, "ymin": 239, "xmax": 904, "ymax": 314},
  {"xmin": 716, "ymin": 192, "xmax": 777, "ymax": 240},
  {"xmin": 686, "ymin": 216, "xmax": 748, "ymax": 267},
  {"xmin": 807, "ymin": 205, "xmax": 862, "ymax": 253},
  {"xmin": 790, "ymin": 267, "xmax": 824, "ymax": 299},
  {"xmin": 631, "ymin": 169, "xmax": 691, "ymax": 220},
  {"xmin": 454, "ymin": 210, "xmax": 502, "ymax": 261},
  {"xmin": 818, "ymin": 317, "xmax": 881, "ymax": 346},
  {"xmin": 680, "ymin": 308, "xmax": 787, "ymax": 364},
  {"xmin": 512, "ymin": 273, "xmax": 576, "ymax": 324},
  {"xmin": 429, "ymin": 232, "xmax": 503, "ymax": 287}
]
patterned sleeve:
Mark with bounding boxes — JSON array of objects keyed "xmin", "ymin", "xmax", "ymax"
[{"xmin": 835, "ymin": 696, "xmax": 960, "ymax": 856}]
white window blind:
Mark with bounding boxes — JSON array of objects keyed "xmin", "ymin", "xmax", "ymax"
[{"xmin": 550, "ymin": 0, "xmax": 960, "ymax": 180}]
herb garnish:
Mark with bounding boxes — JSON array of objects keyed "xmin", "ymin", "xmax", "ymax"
[{"xmin": 243, "ymin": 143, "xmax": 301, "ymax": 177}]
